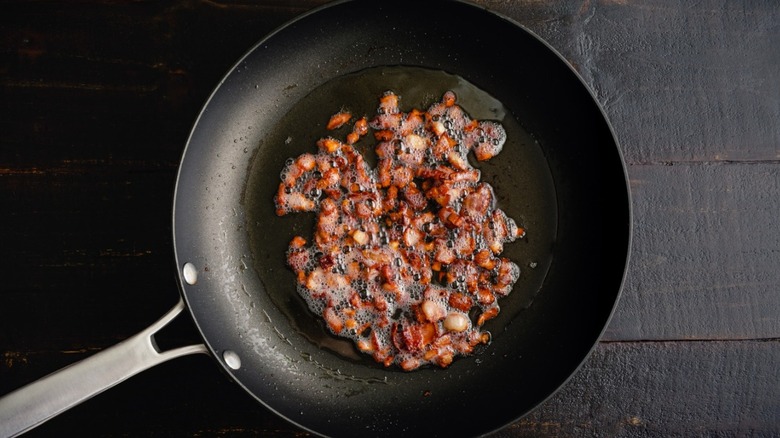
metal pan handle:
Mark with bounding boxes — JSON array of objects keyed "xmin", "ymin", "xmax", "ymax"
[{"xmin": 0, "ymin": 299, "xmax": 208, "ymax": 437}]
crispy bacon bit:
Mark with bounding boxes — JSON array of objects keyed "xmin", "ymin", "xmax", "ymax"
[
  {"xmin": 327, "ymin": 111, "xmax": 352, "ymax": 130},
  {"xmin": 448, "ymin": 292, "xmax": 473, "ymax": 312},
  {"xmin": 274, "ymin": 91, "xmax": 523, "ymax": 371},
  {"xmin": 346, "ymin": 117, "xmax": 369, "ymax": 144},
  {"xmin": 471, "ymin": 121, "xmax": 506, "ymax": 161},
  {"xmin": 477, "ymin": 307, "xmax": 499, "ymax": 326},
  {"xmin": 474, "ymin": 249, "xmax": 496, "ymax": 270},
  {"xmin": 442, "ymin": 91, "xmax": 457, "ymax": 107},
  {"xmin": 317, "ymin": 137, "xmax": 343, "ymax": 154},
  {"xmin": 353, "ymin": 117, "xmax": 369, "ymax": 135}
]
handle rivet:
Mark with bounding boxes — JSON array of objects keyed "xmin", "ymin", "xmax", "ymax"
[
  {"xmin": 182, "ymin": 262, "xmax": 198, "ymax": 285},
  {"xmin": 223, "ymin": 350, "xmax": 241, "ymax": 370}
]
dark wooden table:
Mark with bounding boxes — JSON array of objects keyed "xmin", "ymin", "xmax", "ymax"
[{"xmin": 2, "ymin": 1, "xmax": 778, "ymax": 436}]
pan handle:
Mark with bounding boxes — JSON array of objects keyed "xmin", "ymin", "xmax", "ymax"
[{"xmin": 0, "ymin": 299, "xmax": 208, "ymax": 437}]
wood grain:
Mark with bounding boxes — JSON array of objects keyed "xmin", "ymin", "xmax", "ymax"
[
  {"xmin": 499, "ymin": 340, "xmax": 780, "ymax": 437},
  {"xmin": 5, "ymin": 340, "xmax": 777, "ymax": 437},
  {"xmin": 488, "ymin": 0, "xmax": 780, "ymax": 164},
  {"xmin": 605, "ymin": 162, "xmax": 780, "ymax": 341},
  {"xmin": 1, "ymin": 0, "xmax": 779, "ymax": 436}
]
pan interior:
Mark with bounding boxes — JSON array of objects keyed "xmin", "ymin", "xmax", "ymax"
[
  {"xmin": 173, "ymin": 1, "xmax": 629, "ymax": 437},
  {"xmin": 244, "ymin": 65, "xmax": 557, "ymax": 366}
]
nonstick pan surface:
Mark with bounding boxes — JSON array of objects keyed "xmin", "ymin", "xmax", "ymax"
[{"xmin": 173, "ymin": 0, "xmax": 630, "ymax": 437}]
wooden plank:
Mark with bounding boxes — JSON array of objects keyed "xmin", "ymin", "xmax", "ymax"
[
  {"xmin": 7, "ymin": 0, "xmax": 778, "ymax": 167},
  {"xmin": 0, "ymin": 1, "xmax": 777, "ymax": 348},
  {"xmin": 604, "ymin": 162, "xmax": 780, "ymax": 341},
  {"xmin": 0, "ymin": 1, "xmax": 778, "ymax": 436},
  {"xmin": 4, "ymin": 161, "xmax": 777, "ymax": 346},
  {"xmin": 3, "ymin": 340, "xmax": 777, "ymax": 436},
  {"xmin": 0, "ymin": 0, "xmax": 331, "ymax": 165},
  {"xmin": 0, "ymin": 164, "xmax": 180, "ymax": 349},
  {"xmin": 498, "ymin": 340, "xmax": 780, "ymax": 437},
  {"xmin": 486, "ymin": 0, "xmax": 780, "ymax": 164}
]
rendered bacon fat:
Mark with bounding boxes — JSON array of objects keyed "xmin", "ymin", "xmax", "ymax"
[{"xmin": 275, "ymin": 91, "xmax": 525, "ymax": 371}]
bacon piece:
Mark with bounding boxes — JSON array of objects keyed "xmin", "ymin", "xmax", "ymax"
[
  {"xmin": 317, "ymin": 137, "xmax": 343, "ymax": 153},
  {"xmin": 277, "ymin": 90, "xmax": 523, "ymax": 371},
  {"xmin": 448, "ymin": 292, "xmax": 473, "ymax": 312},
  {"xmin": 327, "ymin": 111, "xmax": 352, "ymax": 130},
  {"xmin": 396, "ymin": 322, "xmax": 436, "ymax": 353},
  {"xmin": 462, "ymin": 183, "xmax": 494, "ymax": 222},
  {"xmin": 347, "ymin": 117, "xmax": 369, "ymax": 144},
  {"xmin": 472, "ymin": 121, "xmax": 506, "ymax": 161}
]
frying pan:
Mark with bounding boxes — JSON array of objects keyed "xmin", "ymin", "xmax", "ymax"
[{"xmin": 0, "ymin": 0, "xmax": 630, "ymax": 436}]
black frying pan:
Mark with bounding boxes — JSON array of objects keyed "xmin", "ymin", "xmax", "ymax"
[{"xmin": 0, "ymin": 1, "xmax": 630, "ymax": 436}]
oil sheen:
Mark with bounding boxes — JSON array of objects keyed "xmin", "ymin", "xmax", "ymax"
[{"xmin": 245, "ymin": 66, "xmax": 557, "ymax": 367}]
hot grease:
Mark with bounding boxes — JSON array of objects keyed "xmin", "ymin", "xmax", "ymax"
[{"xmin": 274, "ymin": 91, "xmax": 524, "ymax": 371}]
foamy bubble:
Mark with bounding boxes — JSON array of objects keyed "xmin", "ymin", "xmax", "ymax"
[{"xmin": 278, "ymin": 90, "xmax": 524, "ymax": 370}]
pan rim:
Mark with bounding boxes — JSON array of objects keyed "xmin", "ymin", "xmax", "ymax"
[{"xmin": 171, "ymin": 1, "xmax": 632, "ymax": 436}]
